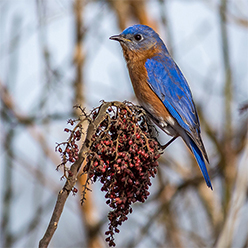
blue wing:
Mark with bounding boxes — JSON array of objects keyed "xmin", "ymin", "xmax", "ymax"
[
  {"xmin": 145, "ymin": 54, "xmax": 212, "ymax": 189},
  {"xmin": 145, "ymin": 54, "xmax": 209, "ymax": 163},
  {"xmin": 145, "ymin": 55, "xmax": 200, "ymax": 136}
]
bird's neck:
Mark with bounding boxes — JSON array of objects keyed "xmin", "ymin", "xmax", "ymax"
[{"xmin": 121, "ymin": 45, "xmax": 159, "ymax": 65}]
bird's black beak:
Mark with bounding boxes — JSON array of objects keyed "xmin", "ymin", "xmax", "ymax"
[
  {"xmin": 109, "ymin": 34, "xmax": 129, "ymax": 43},
  {"xmin": 109, "ymin": 34, "xmax": 122, "ymax": 42}
]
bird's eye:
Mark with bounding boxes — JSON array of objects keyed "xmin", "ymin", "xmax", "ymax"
[{"xmin": 134, "ymin": 34, "xmax": 142, "ymax": 41}]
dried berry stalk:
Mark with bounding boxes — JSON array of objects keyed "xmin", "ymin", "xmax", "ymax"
[
  {"xmin": 39, "ymin": 102, "xmax": 116, "ymax": 248},
  {"xmin": 40, "ymin": 101, "xmax": 162, "ymax": 248}
]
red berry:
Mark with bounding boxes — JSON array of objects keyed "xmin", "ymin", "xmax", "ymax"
[
  {"xmin": 72, "ymin": 187, "xmax": 78, "ymax": 193},
  {"xmin": 77, "ymin": 102, "xmax": 163, "ymax": 247}
]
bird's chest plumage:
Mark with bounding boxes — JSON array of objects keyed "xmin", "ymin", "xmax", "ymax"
[{"xmin": 126, "ymin": 59, "xmax": 177, "ymax": 136}]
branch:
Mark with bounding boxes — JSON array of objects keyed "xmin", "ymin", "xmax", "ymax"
[{"xmin": 38, "ymin": 101, "xmax": 114, "ymax": 248}]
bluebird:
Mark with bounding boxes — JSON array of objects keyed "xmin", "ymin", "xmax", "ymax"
[{"xmin": 110, "ymin": 24, "xmax": 212, "ymax": 189}]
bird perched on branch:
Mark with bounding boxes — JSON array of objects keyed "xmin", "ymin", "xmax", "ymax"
[{"xmin": 110, "ymin": 24, "xmax": 213, "ymax": 189}]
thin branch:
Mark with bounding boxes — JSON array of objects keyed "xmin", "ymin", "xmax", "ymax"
[{"xmin": 38, "ymin": 101, "xmax": 122, "ymax": 248}]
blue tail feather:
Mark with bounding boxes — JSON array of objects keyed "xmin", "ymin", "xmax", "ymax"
[{"xmin": 189, "ymin": 139, "xmax": 213, "ymax": 190}]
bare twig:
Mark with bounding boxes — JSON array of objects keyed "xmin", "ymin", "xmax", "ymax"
[{"xmin": 38, "ymin": 101, "xmax": 122, "ymax": 248}]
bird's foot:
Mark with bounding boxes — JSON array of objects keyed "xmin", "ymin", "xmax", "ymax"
[{"xmin": 161, "ymin": 136, "xmax": 178, "ymax": 150}]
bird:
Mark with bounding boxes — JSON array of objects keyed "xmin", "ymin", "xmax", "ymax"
[{"xmin": 109, "ymin": 24, "xmax": 213, "ymax": 190}]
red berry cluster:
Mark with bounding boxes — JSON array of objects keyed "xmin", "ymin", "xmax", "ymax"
[
  {"xmin": 56, "ymin": 119, "xmax": 82, "ymax": 173},
  {"xmin": 83, "ymin": 102, "xmax": 162, "ymax": 247}
]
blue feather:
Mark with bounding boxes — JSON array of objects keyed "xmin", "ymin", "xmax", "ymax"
[
  {"xmin": 189, "ymin": 138, "xmax": 213, "ymax": 189},
  {"xmin": 145, "ymin": 56, "xmax": 212, "ymax": 188}
]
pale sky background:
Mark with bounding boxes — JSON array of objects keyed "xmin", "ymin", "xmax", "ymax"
[{"xmin": 0, "ymin": 0, "xmax": 248, "ymax": 247}]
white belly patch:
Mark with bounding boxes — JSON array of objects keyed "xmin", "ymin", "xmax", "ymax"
[
  {"xmin": 159, "ymin": 117, "xmax": 177, "ymax": 136},
  {"xmin": 141, "ymin": 102, "xmax": 177, "ymax": 136}
]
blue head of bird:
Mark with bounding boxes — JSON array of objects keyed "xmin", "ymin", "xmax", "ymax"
[{"xmin": 110, "ymin": 24, "xmax": 168, "ymax": 61}]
